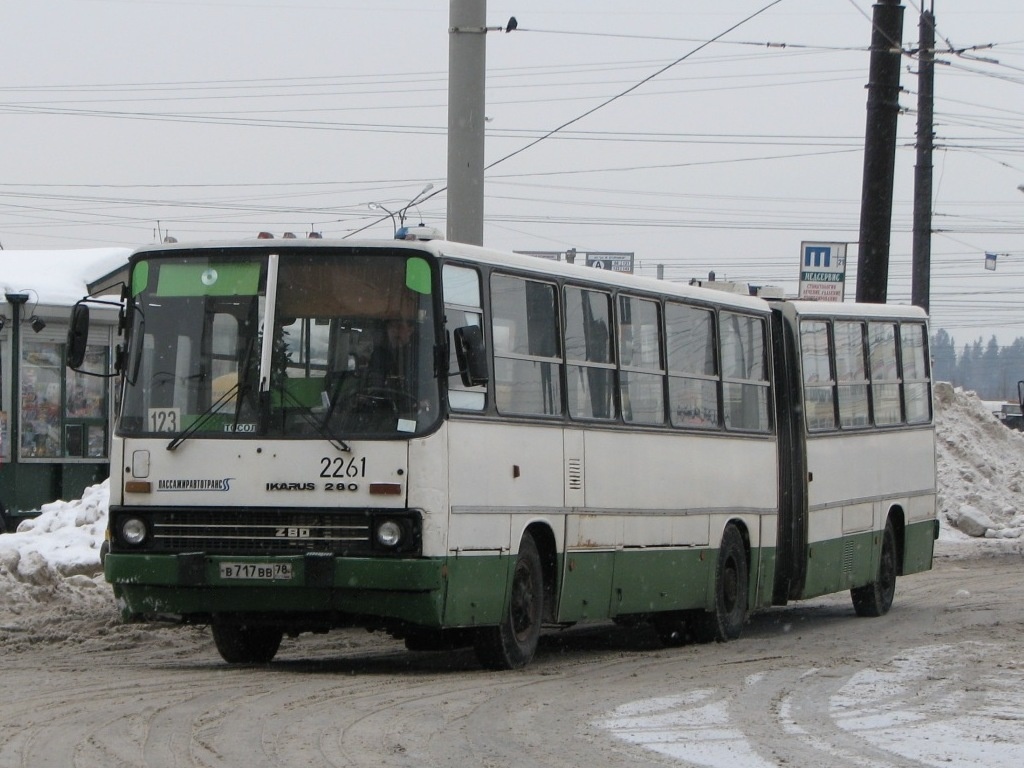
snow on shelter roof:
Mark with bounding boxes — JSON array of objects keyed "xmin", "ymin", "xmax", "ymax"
[{"xmin": 1, "ymin": 248, "xmax": 132, "ymax": 308}]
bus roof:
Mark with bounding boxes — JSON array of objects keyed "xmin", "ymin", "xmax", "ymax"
[
  {"xmin": 783, "ymin": 299, "xmax": 928, "ymax": 322},
  {"xmin": 128, "ymin": 237, "xmax": 775, "ymax": 316}
]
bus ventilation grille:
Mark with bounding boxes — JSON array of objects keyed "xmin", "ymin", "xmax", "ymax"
[
  {"xmin": 842, "ymin": 539, "xmax": 855, "ymax": 573},
  {"xmin": 567, "ymin": 459, "xmax": 583, "ymax": 491}
]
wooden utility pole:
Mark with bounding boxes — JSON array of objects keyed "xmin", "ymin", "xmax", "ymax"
[
  {"xmin": 912, "ymin": 8, "xmax": 936, "ymax": 312},
  {"xmin": 856, "ymin": 0, "xmax": 905, "ymax": 304}
]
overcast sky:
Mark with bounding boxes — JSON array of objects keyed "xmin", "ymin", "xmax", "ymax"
[{"xmin": 2, "ymin": 1, "xmax": 1023, "ymax": 346}]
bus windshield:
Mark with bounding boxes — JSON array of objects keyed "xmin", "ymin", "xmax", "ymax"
[{"xmin": 117, "ymin": 249, "xmax": 440, "ymax": 440}]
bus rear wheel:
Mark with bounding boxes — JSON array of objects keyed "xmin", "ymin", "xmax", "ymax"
[
  {"xmin": 851, "ymin": 520, "xmax": 898, "ymax": 617},
  {"xmin": 474, "ymin": 532, "xmax": 543, "ymax": 670},
  {"xmin": 691, "ymin": 524, "xmax": 748, "ymax": 643},
  {"xmin": 211, "ymin": 622, "xmax": 283, "ymax": 664}
]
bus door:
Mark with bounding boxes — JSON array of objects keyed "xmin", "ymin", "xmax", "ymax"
[{"xmin": 769, "ymin": 307, "xmax": 809, "ymax": 604}]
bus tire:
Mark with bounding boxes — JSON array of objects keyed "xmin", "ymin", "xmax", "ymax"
[
  {"xmin": 211, "ymin": 622, "xmax": 283, "ymax": 664},
  {"xmin": 474, "ymin": 532, "xmax": 543, "ymax": 670},
  {"xmin": 851, "ymin": 520, "xmax": 897, "ymax": 617},
  {"xmin": 691, "ymin": 524, "xmax": 748, "ymax": 643}
]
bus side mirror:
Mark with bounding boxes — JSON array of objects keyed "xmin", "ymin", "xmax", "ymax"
[
  {"xmin": 66, "ymin": 302, "xmax": 90, "ymax": 370},
  {"xmin": 453, "ymin": 325, "xmax": 488, "ymax": 387}
]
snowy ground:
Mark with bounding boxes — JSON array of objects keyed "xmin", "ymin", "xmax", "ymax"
[{"xmin": 1, "ymin": 384, "xmax": 1023, "ymax": 767}]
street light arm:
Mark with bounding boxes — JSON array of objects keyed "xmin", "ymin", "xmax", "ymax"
[{"xmin": 367, "ymin": 202, "xmax": 398, "ymax": 236}]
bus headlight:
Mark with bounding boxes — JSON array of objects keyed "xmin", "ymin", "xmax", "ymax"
[
  {"xmin": 370, "ymin": 513, "xmax": 421, "ymax": 554},
  {"xmin": 121, "ymin": 517, "xmax": 148, "ymax": 545},
  {"xmin": 375, "ymin": 519, "xmax": 403, "ymax": 549}
]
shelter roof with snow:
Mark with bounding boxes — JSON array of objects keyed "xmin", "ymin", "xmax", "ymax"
[{"xmin": 1, "ymin": 248, "xmax": 132, "ymax": 308}]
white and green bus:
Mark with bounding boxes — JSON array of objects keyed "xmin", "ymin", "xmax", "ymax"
[{"xmin": 69, "ymin": 238, "xmax": 937, "ymax": 669}]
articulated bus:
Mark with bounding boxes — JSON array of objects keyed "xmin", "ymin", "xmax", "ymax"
[{"xmin": 69, "ymin": 238, "xmax": 937, "ymax": 669}]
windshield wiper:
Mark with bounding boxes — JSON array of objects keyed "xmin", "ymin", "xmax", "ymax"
[
  {"xmin": 276, "ymin": 385, "xmax": 351, "ymax": 452},
  {"xmin": 166, "ymin": 382, "xmax": 241, "ymax": 451}
]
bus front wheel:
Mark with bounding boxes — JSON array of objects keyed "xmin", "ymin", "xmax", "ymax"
[
  {"xmin": 691, "ymin": 524, "xmax": 749, "ymax": 643},
  {"xmin": 474, "ymin": 532, "xmax": 543, "ymax": 670},
  {"xmin": 851, "ymin": 520, "xmax": 897, "ymax": 617},
  {"xmin": 211, "ymin": 622, "xmax": 283, "ymax": 664}
]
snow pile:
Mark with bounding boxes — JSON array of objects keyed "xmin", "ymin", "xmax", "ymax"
[
  {"xmin": 0, "ymin": 483, "xmax": 116, "ymax": 647},
  {"xmin": 934, "ymin": 382, "xmax": 1024, "ymax": 539},
  {"xmin": 2, "ymin": 480, "xmax": 109, "ymax": 579},
  {"xmin": 0, "ymin": 481, "xmax": 111, "ymax": 622}
]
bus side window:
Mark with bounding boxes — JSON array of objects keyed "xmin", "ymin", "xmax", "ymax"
[
  {"xmin": 901, "ymin": 322, "xmax": 931, "ymax": 424},
  {"xmin": 618, "ymin": 295, "xmax": 665, "ymax": 425},
  {"xmin": 721, "ymin": 312, "xmax": 771, "ymax": 432},
  {"xmin": 490, "ymin": 274, "xmax": 561, "ymax": 416},
  {"xmin": 666, "ymin": 302, "xmax": 719, "ymax": 429},
  {"xmin": 799, "ymin": 320, "xmax": 835, "ymax": 432},
  {"xmin": 443, "ymin": 265, "xmax": 486, "ymax": 411},
  {"xmin": 868, "ymin": 322, "xmax": 901, "ymax": 425},
  {"xmin": 564, "ymin": 286, "xmax": 614, "ymax": 420},
  {"xmin": 834, "ymin": 321, "xmax": 869, "ymax": 428}
]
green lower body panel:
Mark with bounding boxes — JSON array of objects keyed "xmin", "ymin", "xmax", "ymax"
[
  {"xmin": 610, "ymin": 549, "xmax": 712, "ymax": 616},
  {"xmin": 902, "ymin": 519, "xmax": 938, "ymax": 575},
  {"xmin": 558, "ymin": 550, "xmax": 617, "ymax": 621},
  {"xmin": 557, "ymin": 544, "xmax": 774, "ymax": 622},
  {"xmin": 801, "ymin": 519, "xmax": 937, "ymax": 600},
  {"xmin": 752, "ymin": 546, "xmax": 778, "ymax": 607},
  {"xmin": 440, "ymin": 552, "xmax": 510, "ymax": 626},
  {"xmin": 803, "ymin": 530, "xmax": 876, "ymax": 598},
  {"xmin": 105, "ymin": 553, "xmax": 448, "ymax": 628}
]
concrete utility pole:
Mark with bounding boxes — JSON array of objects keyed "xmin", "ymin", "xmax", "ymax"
[
  {"xmin": 856, "ymin": 0, "xmax": 905, "ymax": 304},
  {"xmin": 911, "ymin": 8, "xmax": 936, "ymax": 313},
  {"xmin": 447, "ymin": 0, "xmax": 487, "ymax": 246}
]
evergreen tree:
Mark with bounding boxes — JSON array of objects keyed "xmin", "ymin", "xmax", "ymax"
[
  {"xmin": 932, "ymin": 331, "xmax": 1024, "ymax": 401},
  {"xmin": 931, "ymin": 329, "xmax": 956, "ymax": 384},
  {"xmin": 957, "ymin": 339, "xmax": 982, "ymax": 393},
  {"xmin": 981, "ymin": 336, "xmax": 1001, "ymax": 399}
]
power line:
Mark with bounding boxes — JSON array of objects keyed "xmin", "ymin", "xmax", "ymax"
[{"xmin": 482, "ymin": 1, "xmax": 786, "ymax": 174}]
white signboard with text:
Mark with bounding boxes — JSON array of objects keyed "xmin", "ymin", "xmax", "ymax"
[{"xmin": 798, "ymin": 242, "xmax": 847, "ymax": 302}]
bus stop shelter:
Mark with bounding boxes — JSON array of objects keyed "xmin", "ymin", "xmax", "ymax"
[{"xmin": 1, "ymin": 247, "xmax": 131, "ymax": 529}]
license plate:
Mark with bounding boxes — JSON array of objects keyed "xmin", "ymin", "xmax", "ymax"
[{"xmin": 219, "ymin": 562, "xmax": 293, "ymax": 580}]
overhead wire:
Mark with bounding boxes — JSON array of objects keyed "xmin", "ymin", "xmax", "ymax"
[{"xmin": 2, "ymin": 1, "xmax": 1023, "ymax": 338}]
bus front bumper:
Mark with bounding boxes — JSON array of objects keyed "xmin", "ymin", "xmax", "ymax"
[{"xmin": 104, "ymin": 552, "xmax": 447, "ymax": 627}]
